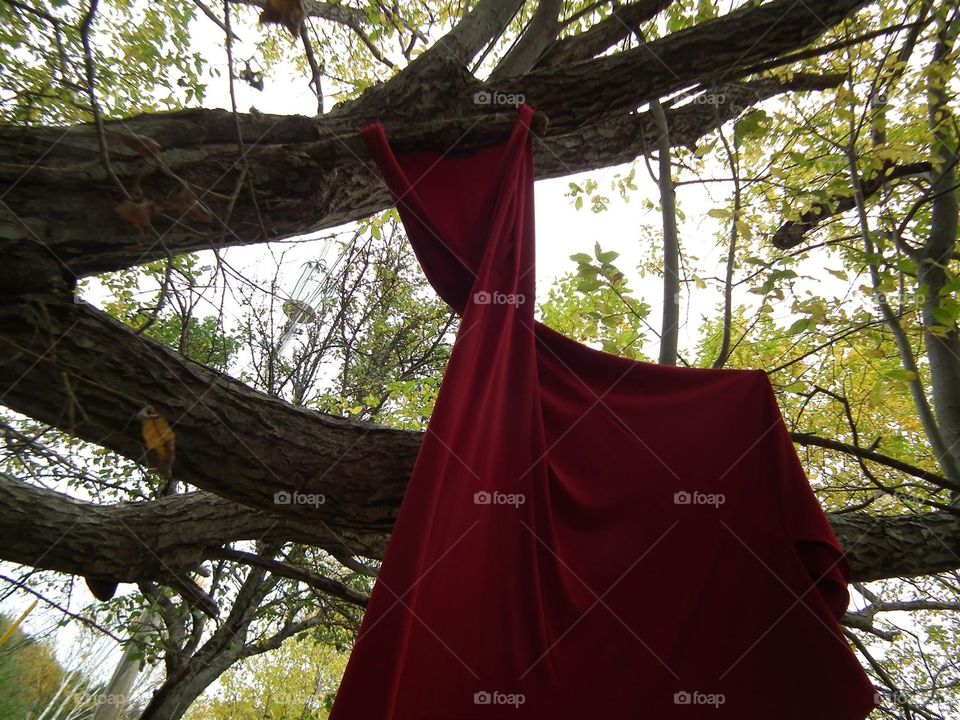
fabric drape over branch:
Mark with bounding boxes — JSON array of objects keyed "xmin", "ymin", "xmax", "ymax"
[{"xmin": 333, "ymin": 105, "xmax": 876, "ymax": 718}]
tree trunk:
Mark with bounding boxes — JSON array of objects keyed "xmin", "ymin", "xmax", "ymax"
[{"xmin": 93, "ymin": 610, "xmax": 158, "ymax": 720}]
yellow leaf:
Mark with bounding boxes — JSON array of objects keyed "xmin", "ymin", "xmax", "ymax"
[
  {"xmin": 138, "ymin": 405, "xmax": 176, "ymax": 477},
  {"xmin": 0, "ymin": 599, "xmax": 37, "ymax": 649}
]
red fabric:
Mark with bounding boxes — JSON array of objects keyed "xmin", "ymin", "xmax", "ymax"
[{"xmin": 330, "ymin": 105, "xmax": 878, "ymax": 719}]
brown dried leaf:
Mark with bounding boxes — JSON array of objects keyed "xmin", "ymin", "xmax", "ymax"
[
  {"xmin": 108, "ymin": 130, "xmax": 163, "ymax": 160},
  {"xmin": 259, "ymin": 0, "xmax": 304, "ymax": 38},
  {"xmin": 114, "ymin": 200, "xmax": 156, "ymax": 234},
  {"xmin": 157, "ymin": 186, "xmax": 214, "ymax": 224}
]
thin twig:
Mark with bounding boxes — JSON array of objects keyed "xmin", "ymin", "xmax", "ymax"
[
  {"xmin": 78, "ymin": 0, "xmax": 130, "ymax": 200},
  {"xmin": 300, "ymin": 21, "xmax": 324, "ymax": 114},
  {"xmin": 191, "ymin": 0, "xmax": 241, "ymax": 40},
  {"xmin": 0, "ymin": 573, "xmax": 123, "ymax": 642}
]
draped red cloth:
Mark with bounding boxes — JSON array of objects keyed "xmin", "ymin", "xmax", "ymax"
[{"xmin": 329, "ymin": 105, "xmax": 878, "ymax": 719}]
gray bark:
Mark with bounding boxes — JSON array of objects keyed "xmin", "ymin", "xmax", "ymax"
[
  {"xmin": 488, "ymin": 0, "xmax": 563, "ymax": 80},
  {"xmin": 919, "ymin": 17, "xmax": 960, "ymax": 483},
  {"xmin": 0, "ymin": 74, "xmax": 844, "ymax": 286},
  {"xmin": 651, "ymin": 98, "xmax": 680, "ymax": 365}
]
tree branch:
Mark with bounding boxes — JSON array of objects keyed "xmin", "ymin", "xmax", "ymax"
[
  {"xmin": 489, "ymin": 0, "xmax": 564, "ymax": 80},
  {"xmin": 0, "ymin": 294, "xmax": 409, "ymax": 550},
  {"xmin": 791, "ymin": 432, "xmax": 952, "ymax": 489},
  {"xmin": 212, "ymin": 547, "xmax": 369, "ymax": 606},
  {"xmin": 771, "ymin": 161, "xmax": 932, "ymax": 249},
  {"xmin": 414, "ymin": 0, "xmax": 525, "ymax": 68},
  {"xmin": 534, "ymin": 0, "xmax": 673, "ymax": 68},
  {"xmin": 0, "ymin": 471, "xmax": 376, "ymax": 587},
  {"xmin": 230, "ymin": 0, "xmax": 367, "ymax": 27},
  {"xmin": 0, "ymin": 75, "xmax": 844, "ymax": 283}
]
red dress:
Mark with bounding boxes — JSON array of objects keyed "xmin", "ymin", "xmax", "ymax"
[{"xmin": 329, "ymin": 105, "xmax": 878, "ymax": 718}]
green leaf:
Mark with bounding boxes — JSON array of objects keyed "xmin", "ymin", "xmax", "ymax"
[
  {"xmin": 734, "ymin": 109, "xmax": 771, "ymax": 146},
  {"xmin": 694, "ymin": 140, "xmax": 716, "ymax": 158},
  {"xmin": 884, "ymin": 368, "xmax": 919, "ymax": 383}
]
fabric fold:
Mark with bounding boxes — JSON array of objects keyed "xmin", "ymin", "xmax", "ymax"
[{"xmin": 330, "ymin": 106, "xmax": 878, "ymax": 719}]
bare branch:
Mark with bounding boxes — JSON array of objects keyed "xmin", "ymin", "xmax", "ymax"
[
  {"xmin": 535, "ymin": 0, "xmax": 672, "ymax": 68},
  {"xmin": 213, "ymin": 547, "xmax": 369, "ymax": 606},
  {"xmin": 771, "ymin": 162, "xmax": 932, "ymax": 250},
  {"xmin": 300, "ymin": 22, "xmax": 324, "ymax": 114},
  {"xmin": 791, "ymin": 432, "xmax": 952, "ymax": 491}
]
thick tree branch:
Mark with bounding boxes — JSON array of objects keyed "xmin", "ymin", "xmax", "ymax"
[
  {"xmin": 0, "ymin": 294, "xmax": 412, "ymax": 548},
  {"xmin": 829, "ymin": 512, "xmax": 960, "ymax": 582},
  {"xmin": 0, "ymin": 471, "xmax": 380, "ymax": 584},
  {"xmin": 414, "ymin": 0, "xmax": 525, "ymax": 68},
  {"xmin": 2, "ymin": 297, "xmax": 960, "ymax": 586},
  {"xmin": 3, "ymin": 466, "xmax": 959, "ymax": 588},
  {"xmin": 231, "ymin": 0, "xmax": 367, "ymax": 27},
  {"xmin": 918, "ymin": 13, "xmax": 960, "ymax": 499},
  {"xmin": 0, "ymin": 74, "xmax": 843, "ymax": 284}
]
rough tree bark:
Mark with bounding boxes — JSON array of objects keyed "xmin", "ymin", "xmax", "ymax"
[{"xmin": 918, "ymin": 16, "xmax": 960, "ymax": 481}]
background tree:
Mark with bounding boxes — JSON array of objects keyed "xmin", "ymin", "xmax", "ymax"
[{"xmin": 2, "ymin": 0, "xmax": 960, "ymax": 717}]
